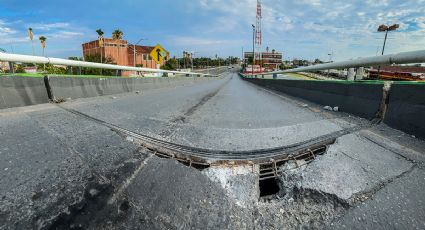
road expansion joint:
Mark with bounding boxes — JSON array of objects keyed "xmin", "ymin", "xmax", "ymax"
[{"xmin": 55, "ymin": 103, "xmax": 371, "ymax": 164}]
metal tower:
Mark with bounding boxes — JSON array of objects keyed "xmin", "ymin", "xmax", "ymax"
[{"xmin": 255, "ymin": 0, "xmax": 262, "ymax": 65}]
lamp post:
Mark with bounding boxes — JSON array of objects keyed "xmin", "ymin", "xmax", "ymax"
[
  {"xmin": 190, "ymin": 51, "xmax": 197, "ymax": 71},
  {"xmin": 378, "ymin": 24, "xmax": 399, "ymax": 55},
  {"xmin": 327, "ymin": 53, "xmax": 332, "ymax": 77},
  {"xmin": 131, "ymin": 38, "xmax": 147, "ymax": 76},
  {"xmin": 376, "ymin": 24, "xmax": 399, "ymax": 78},
  {"xmin": 252, "ymin": 24, "xmax": 255, "ymax": 76}
]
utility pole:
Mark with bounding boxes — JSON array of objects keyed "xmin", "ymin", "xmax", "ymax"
[
  {"xmin": 191, "ymin": 52, "xmax": 194, "ymax": 71},
  {"xmin": 190, "ymin": 51, "xmax": 197, "ymax": 71},
  {"xmin": 252, "ymin": 24, "xmax": 255, "ymax": 76},
  {"xmin": 132, "ymin": 38, "xmax": 147, "ymax": 76}
]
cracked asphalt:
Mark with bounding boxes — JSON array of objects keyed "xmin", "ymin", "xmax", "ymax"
[{"xmin": 1, "ymin": 71, "xmax": 425, "ymax": 229}]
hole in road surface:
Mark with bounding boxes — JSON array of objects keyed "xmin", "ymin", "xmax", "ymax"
[{"xmin": 259, "ymin": 178, "xmax": 280, "ymax": 197}]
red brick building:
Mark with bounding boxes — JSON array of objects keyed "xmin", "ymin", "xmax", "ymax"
[{"xmin": 82, "ymin": 38, "xmax": 168, "ymax": 75}]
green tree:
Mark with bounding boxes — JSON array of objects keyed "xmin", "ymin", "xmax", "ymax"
[
  {"xmin": 161, "ymin": 58, "xmax": 179, "ymax": 70},
  {"xmin": 112, "ymin": 29, "xmax": 123, "ymax": 40},
  {"xmin": 96, "ymin": 29, "xmax": 105, "ymax": 63},
  {"xmin": 15, "ymin": 64, "xmax": 26, "ymax": 73},
  {"xmin": 83, "ymin": 54, "xmax": 116, "ymax": 76},
  {"xmin": 36, "ymin": 63, "xmax": 67, "ymax": 74},
  {"xmin": 112, "ymin": 29, "xmax": 123, "ymax": 58},
  {"xmin": 28, "ymin": 28, "xmax": 35, "ymax": 55},
  {"xmin": 39, "ymin": 36, "xmax": 47, "ymax": 56}
]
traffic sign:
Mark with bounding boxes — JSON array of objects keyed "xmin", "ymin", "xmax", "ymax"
[{"xmin": 150, "ymin": 44, "xmax": 168, "ymax": 64}]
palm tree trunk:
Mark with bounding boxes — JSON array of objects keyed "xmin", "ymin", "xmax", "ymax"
[
  {"xmin": 31, "ymin": 40, "xmax": 35, "ymax": 56},
  {"xmin": 42, "ymin": 48, "xmax": 45, "ymax": 71}
]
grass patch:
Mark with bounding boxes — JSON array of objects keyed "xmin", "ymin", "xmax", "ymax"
[
  {"xmin": 239, "ymin": 72, "xmax": 425, "ymax": 85},
  {"xmin": 286, "ymin": 73, "xmax": 316, "ymax": 80}
]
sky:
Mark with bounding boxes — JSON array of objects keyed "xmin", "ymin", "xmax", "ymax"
[{"xmin": 0, "ymin": 0, "xmax": 424, "ymax": 61}]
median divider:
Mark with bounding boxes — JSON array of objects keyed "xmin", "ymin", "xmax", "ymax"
[
  {"xmin": 46, "ymin": 76, "xmax": 214, "ymax": 100},
  {"xmin": 242, "ymin": 76, "xmax": 384, "ymax": 120},
  {"xmin": 384, "ymin": 82, "xmax": 425, "ymax": 139},
  {"xmin": 0, "ymin": 76, "xmax": 49, "ymax": 109},
  {"xmin": 0, "ymin": 75, "xmax": 216, "ymax": 109}
]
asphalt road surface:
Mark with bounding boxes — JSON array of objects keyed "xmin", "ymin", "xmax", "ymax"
[{"xmin": 1, "ymin": 71, "xmax": 425, "ymax": 229}]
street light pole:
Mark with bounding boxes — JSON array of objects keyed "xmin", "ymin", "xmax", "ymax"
[
  {"xmin": 381, "ymin": 29, "xmax": 389, "ymax": 56},
  {"xmin": 190, "ymin": 51, "xmax": 197, "ymax": 71},
  {"xmin": 132, "ymin": 38, "xmax": 147, "ymax": 76},
  {"xmin": 252, "ymin": 24, "xmax": 255, "ymax": 77},
  {"xmin": 376, "ymin": 24, "xmax": 399, "ymax": 79},
  {"xmin": 327, "ymin": 53, "xmax": 331, "ymax": 77}
]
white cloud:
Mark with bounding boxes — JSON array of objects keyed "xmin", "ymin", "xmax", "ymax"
[
  {"xmin": 191, "ymin": 0, "xmax": 425, "ymax": 60},
  {"xmin": 172, "ymin": 36, "xmax": 229, "ymax": 46},
  {"xmin": 29, "ymin": 22, "xmax": 70, "ymax": 31},
  {"xmin": 0, "ymin": 20, "xmax": 17, "ymax": 35}
]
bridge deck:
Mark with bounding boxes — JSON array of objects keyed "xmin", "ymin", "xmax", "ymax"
[{"xmin": 1, "ymin": 72, "xmax": 425, "ymax": 229}]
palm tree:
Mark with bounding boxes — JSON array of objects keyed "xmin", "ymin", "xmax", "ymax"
[
  {"xmin": 112, "ymin": 29, "xmax": 123, "ymax": 40},
  {"xmin": 112, "ymin": 29, "xmax": 124, "ymax": 61},
  {"xmin": 39, "ymin": 36, "xmax": 47, "ymax": 71},
  {"xmin": 28, "ymin": 28, "xmax": 35, "ymax": 55},
  {"xmin": 39, "ymin": 36, "xmax": 46, "ymax": 56},
  {"xmin": 96, "ymin": 29, "xmax": 104, "ymax": 63}
]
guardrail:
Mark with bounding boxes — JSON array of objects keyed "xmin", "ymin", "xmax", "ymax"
[
  {"xmin": 0, "ymin": 53, "xmax": 216, "ymax": 77},
  {"xmin": 269, "ymin": 50, "xmax": 425, "ymax": 75}
]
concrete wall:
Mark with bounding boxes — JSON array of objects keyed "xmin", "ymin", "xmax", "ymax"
[
  {"xmin": 0, "ymin": 76, "xmax": 216, "ymax": 109},
  {"xmin": 47, "ymin": 76, "xmax": 214, "ymax": 100},
  {"xmin": 384, "ymin": 83, "xmax": 425, "ymax": 139},
  {"xmin": 241, "ymin": 75, "xmax": 425, "ymax": 140},
  {"xmin": 243, "ymin": 77, "xmax": 383, "ymax": 120},
  {"xmin": 0, "ymin": 76, "xmax": 49, "ymax": 109}
]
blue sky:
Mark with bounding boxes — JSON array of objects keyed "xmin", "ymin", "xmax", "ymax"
[{"xmin": 1, "ymin": 0, "xmax": 424, "ymax": 61}]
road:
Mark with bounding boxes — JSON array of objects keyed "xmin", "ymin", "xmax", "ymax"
[{"xmin": 1, "ymin": 71, "xmax": 425, "ymax": 229}]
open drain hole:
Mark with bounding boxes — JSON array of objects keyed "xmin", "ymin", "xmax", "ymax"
[{"xmin": 259, "ymin": 177, "xmax": 280, "ymax": 197}]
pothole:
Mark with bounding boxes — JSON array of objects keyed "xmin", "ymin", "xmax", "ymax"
[
  {"xmin": 199, "ymin": 142, "xmax": 349, "ymax": 229},
  {"xmin": 259, "ymin": 177, "xmax": 280, "ymax": 197}
]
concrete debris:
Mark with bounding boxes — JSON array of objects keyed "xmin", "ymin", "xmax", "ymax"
[
  {"xmin": 31, "ymin": 191, "xmax": 43, "ymax": 200},
  {"xmin": 88, "ymin": 188, "xmax": 100, "ymax": 197},
  {"xmin": 324, "ymin": 106, "xmax": 333, "ymax": 111},
  {"xmin": 297, "ymin": 133, "xmax": 413, "ymax": 203},
  {"xmin": 203, "ymin": 165, "xmax": 259, "ymax": 206},
  {"xmin": 324, "ymin": 106, "xmax": 339, "ymax": 112}
]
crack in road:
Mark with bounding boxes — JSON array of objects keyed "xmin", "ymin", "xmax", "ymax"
[
  {"xmin": 161, "ymin": 77, "xmax": 231, "ymax": 139},
  {"xmin": 170, "ymin": 76, "xmax": 230, "ymax": 124}
]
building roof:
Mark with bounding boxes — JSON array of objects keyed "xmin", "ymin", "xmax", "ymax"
[{"xmin": 129, "ymin": 45, "xmax": 155, "ymax": 54}]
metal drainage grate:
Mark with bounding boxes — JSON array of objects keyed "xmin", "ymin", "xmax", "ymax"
[{"xmin": 259, "ymin": 145, "xmax": 327, "ymax": 181}]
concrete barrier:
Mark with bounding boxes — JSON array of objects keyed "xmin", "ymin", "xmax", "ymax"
[
  {"xmin": 47, "ymin": 76, "xmax": 214, "ymax": 100},
  {"xmin": 243, "ymin": 77, "xmax": 384, "ymax": 120},
  {"xmin": 384, "ymin": 83, "xmax": 425, "ymax": 139},
  {"xmin": 0, "ymin": 76, "xmax": 49, "ymax": 109}
]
